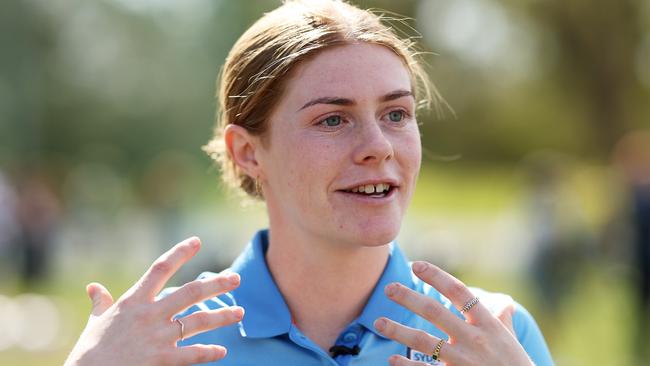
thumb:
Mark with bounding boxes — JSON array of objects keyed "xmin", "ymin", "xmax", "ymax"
[
  {"xmin": 495, "ymin": 302, "xmax": 516, "ymax": 335},
  {"xmin": 86, "ymin": 282, "xmax": 114, "ymax": 317}
]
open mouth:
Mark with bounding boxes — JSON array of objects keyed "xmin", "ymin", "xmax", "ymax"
[{"xmin": 340, "ymin": 183, "xmax": 395, "ymax": 198}]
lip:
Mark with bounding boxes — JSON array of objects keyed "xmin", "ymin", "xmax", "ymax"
[
  {"xmin": 334, "ymin": 184, "xmax": 399, "ymax": 204},
  {"xmin": 334, "ymin": 178, "xmax": 400, "ymax": 206}
]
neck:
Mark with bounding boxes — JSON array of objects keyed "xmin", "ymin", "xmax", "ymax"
[{"xmin": 265, "ymin": 223, "xmax": 390, "ymax": 352}]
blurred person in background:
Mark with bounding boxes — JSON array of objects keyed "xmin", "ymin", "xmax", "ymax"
[
  {"xmin": 521, "ymin": 153, "xmax": 592, "ymax": 331},
  {"xmin": 14, "ymin": 168, "xmax": 62, "ymax": 288},
  {"xmin": 64, "ymin": 1, "xmax": 553, "ymax": 365},
  {"xmin": 612, "ymin": 130, "xmax": 650, "ymax": 361}
]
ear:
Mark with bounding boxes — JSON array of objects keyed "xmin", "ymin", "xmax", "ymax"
[{"xmin": 224, "ymin": 124, "xmax": 263, "ymax": 178}]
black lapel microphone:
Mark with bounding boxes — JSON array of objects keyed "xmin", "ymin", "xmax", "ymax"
[{"xmin": 329, "ymin": 345, "xmax": 360, "ymax": 357}]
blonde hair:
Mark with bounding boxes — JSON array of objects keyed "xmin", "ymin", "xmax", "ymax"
[{"xmin": 203, "ymin": 0, "xmax": 439, "ymax": 198}]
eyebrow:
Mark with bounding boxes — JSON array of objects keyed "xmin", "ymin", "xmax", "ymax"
[{"xmin": 298, "ymin": 89, "xmax": 413, "ymax": 111}]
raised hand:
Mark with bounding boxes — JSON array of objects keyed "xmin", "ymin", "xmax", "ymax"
[
  {"xmin": 374, "ymin": 261, "xmax": 533, "ymax": 366},
  {"xmin": 64, "ymin": 237, "xmax": 244, "ymax": 366}
]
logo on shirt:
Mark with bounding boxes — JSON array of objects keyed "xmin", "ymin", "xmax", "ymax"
[{"xmin": 407, "ymin": 348, "xmax": 443, "ymax": 365}]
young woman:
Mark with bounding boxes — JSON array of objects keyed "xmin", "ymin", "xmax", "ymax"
[{"xmin": 65, "ymin": 1, "xmax": 553, "ymax": 365}]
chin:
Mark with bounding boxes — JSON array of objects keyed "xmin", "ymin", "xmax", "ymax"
[
  {"xmin": 321, "ymin": 209, "xmax": 405, "ymax": 248},
  {"xmin": 350, "ymin": 220, "xmax": 401, "ymax": 248}
]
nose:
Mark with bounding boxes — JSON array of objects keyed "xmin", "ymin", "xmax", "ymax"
[{"xmin": 353, "ymin": 120, "xmax": 394, "ymax": 164}]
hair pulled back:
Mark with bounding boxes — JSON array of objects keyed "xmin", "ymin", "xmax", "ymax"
[{"xmin": 203, "ymin": 0, "xmax": 438, "ymax": 198}]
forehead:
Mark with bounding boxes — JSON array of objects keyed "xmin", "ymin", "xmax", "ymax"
[{"xmin": 280, "ymin": 43, "xmax": 413, "ymax": 106}]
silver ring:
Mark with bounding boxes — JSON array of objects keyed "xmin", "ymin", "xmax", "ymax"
[
  {"xmin": 460, "ymin": 296, "xmax": 480, "ymax": 314},
  {"xmin": 175, "ymin": 318, "xmax": 185, "ymax": 341}
]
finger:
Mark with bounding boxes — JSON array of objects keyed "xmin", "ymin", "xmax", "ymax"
[
  {"xmin": 374, "ymin": 317, "xmax": 454, "ymax": 361},
  {"xmin": 156, "ymin": 272, "xmax": 241, "ymax": 316},
  {"xmin": 494, "ymin": 302, "xmax": 516, "ymax": 335},
  {"xmin": 132, "ymin": 237, "xmax": 201, "ymax": 301},
  {"xmin": 411, "ymin": 261, "xmax": 492, "ymax": 324},
  {"xmin": 389, "ymin": 354, "xmax": 428, "ymax": 366},
  {"xmin": 174, "ymin": 306, "xmax": 244, "ymax": 340},
  {"xmin": 86, "ymin": 282, "xmax": 114, "ymax": 317},
  {"xmin": 384, "ymin": 282, "xmax": 469, "ymax": 337},
  {"xmin": 174, "ymin": 344, "xmax": 227, "ymax": 365}
]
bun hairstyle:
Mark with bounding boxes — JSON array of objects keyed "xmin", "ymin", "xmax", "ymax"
[{"xmin": 203, "ymin": 0, "xmax": 439, "ymax": 198}]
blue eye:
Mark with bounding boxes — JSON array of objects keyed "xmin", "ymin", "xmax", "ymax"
[
  {"xmin": 388, "ymin": 110, "xmax": 404, "ymax": 122},
  {"xmin": 322, "ymin": 115, "xmax": 342, "ymax": 127}
]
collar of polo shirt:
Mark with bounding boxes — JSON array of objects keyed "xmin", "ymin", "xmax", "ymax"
[{"xmin": 228, "ymin": 229, "xmax": 413, "ymax": 339}]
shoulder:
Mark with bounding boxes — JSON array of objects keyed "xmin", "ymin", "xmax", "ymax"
[
  {"xmin": 472, "ymin": 288, "xmax": 554, "ymax": 366},
  {"xmin": 470, "ymin": 288, "xmax": 554, "ymax": 366},
  {"xmin": 413, "ymin": 281, "xmax": 554, "ymax": 366}
]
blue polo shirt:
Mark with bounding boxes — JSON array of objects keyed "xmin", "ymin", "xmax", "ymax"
[{"xmin": 170, "ymin": 230, "xmax": 554, "ymax": 365}]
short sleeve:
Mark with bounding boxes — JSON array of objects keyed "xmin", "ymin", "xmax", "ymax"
[{"xmin": 512, "ymin": 303, "xmax": 554, "ymax": 366}]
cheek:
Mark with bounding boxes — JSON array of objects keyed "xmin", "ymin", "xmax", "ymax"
[
  {"xmin": 277, "ymin": 138, "xmax": 337, "ymax": 197},
  {"xmin": 399, "ymin": 130, "xmax": 422, "ymax": 175},
  {"xmin": 409, "ymin": 142, "xmax": 422, "ymax": 171}
]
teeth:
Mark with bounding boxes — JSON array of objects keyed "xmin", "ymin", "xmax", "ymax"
[{"xmin": 347, "ymin": 183, "xmax": 391, "ymax": 194}]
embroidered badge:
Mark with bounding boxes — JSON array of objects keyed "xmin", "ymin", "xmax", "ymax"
[{"xmin": 407, "ymin": 347, "xmax": 444, "ymax": 365}]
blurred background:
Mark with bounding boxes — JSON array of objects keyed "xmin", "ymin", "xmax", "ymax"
[{"xmin": 1, "ymin": 0, "xmax": 649, "ymax": 364}]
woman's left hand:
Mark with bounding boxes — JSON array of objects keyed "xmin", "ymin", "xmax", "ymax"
[{"xmin": 374, "ymin": 261, "xmax": 534, "ymax": 366}]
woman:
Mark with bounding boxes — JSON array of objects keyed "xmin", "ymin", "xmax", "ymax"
[{"xmin": 65, "ymin": 1, "xmax": 553, "ymax": 365}]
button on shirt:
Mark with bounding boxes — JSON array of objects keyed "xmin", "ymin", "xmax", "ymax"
[{"xmin": 168, "ymin": 230, "xmax": 554, "ymax": 365}]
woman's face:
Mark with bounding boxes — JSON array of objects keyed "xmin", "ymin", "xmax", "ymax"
[{"xmin": 257, "ymin": 43, "xmax": 421, "ymax": 247}]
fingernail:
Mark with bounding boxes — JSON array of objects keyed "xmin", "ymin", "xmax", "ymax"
[
  {"xmin": 227, "ymin": 273, "xmax": 240, "ymax": 285},
  {"xmin": 232, "ymin": 306, "xmax": 245, "ymax": 319},
  {"xmin": 215, "ymin": 345, "xmax": 227, "ymax": 358},
  {"xmin": 86, "ymin": 284, "xmax": 97, "ymax": 301},
  {"xmin": 189, "ymin": 237, "xmax": 200, "ymax": 248},
  {"xmin": 412, "ymin": 261, "xmax": 426, "ymax": 273},
  {"xmin": 384, "ymin": 283, "xmax": 397, "ymax": 297},
  {"xmin": 374, "ymin": 318, "xmax": 386, "ymax": 331}
]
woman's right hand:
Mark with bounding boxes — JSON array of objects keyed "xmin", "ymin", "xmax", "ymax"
[{"xmin": 64, "ymin": 237, "xmax": 244, "ymax": 366}]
